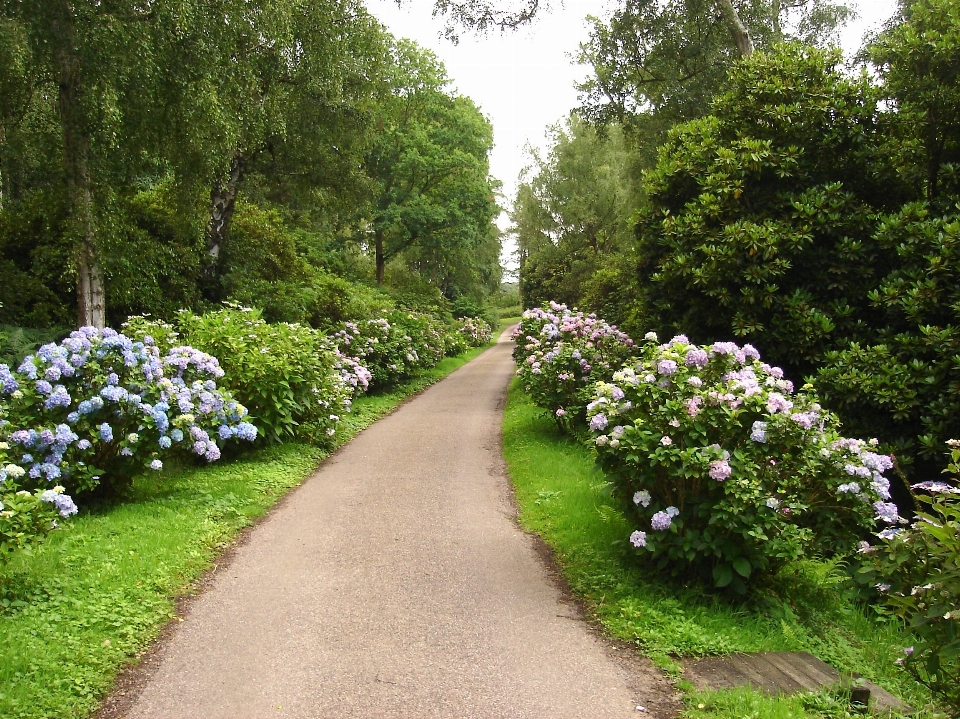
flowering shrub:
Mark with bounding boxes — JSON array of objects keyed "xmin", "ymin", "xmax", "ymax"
[
  {"xmin": 0, "ymin": 439, "xmax": 73, "ymax": 563},
  {"xmin": 126, "ymin": 308, "xmax": 366, "ymax": 445},
  {"xmin": 0, "ymin": 326, "xmax": 255, "ymax": 496},
  {"xmin": 332, "ymin": 310, "xmax": 449, "ymax": 389},
  {"xmin": 456, "ymin": 317, "xmax": 493, "ymax": 347},
  {"xmin": 860, "ymin": 440, "xmax": 960, "ymax": 715},
  {"xmin": 512, "ymin": 303, "xmax": 635, "ymax": 424},
  {"xmin": 586, "ymin": 333, "xmax": 896, "ymax": 591}
]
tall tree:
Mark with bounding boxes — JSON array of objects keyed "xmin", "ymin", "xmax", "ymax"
[
  {"xmin": 576, "ymin": 0, "xmax": 853, "ymax": 129},
  {"xmin": 362, "ymin": 40, "xmax": 499, "ymax": 287},
  {"xmin": 0, "ymin": 1, "xmax": 166, "ymax": 327}
]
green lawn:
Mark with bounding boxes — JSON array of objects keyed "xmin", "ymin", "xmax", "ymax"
[
  {"xmin": 501, "ymin": 379, "xmax": 941, "ymax": 719},
  {"xmin": 0, "ymin": 343, "xmax": 492, "ymax": 719}
]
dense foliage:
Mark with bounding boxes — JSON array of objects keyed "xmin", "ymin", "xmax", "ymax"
[
  {"xmin": 861, "ymin": 441, "xmax": 960, "ymax": 716},
  {"xmin": 0, "ymin": 6, "xmax": 502, "ymax": 330}
]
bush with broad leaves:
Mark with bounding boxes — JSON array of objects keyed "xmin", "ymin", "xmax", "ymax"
[
  {"xmin": 859, "ymin": 440, "xmax": 960, "ymax": 716},
  {"xmin": 586, "ymin": 333, "xmax": 897, "ymax": 592},
  {"xmin": 0, "ymin": 437, "xmax": 73, "ymax": 564},
  {"xmin": 125, "ymin": 308, "xmax": 366, "ymax": 445},
  {"xmin": 512, "ymin": 302, "xmax": 635, "ymax": 425}
]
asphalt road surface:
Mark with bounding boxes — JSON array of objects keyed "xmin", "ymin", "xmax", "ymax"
[{"xmin": 120, "ymin": 328, "xmax": 669, "ymax": 719}]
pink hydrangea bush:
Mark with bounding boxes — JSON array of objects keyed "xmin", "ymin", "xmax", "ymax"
[
  {"xmin": 456, "ymin": 317, "xmax": 493, "ymax": 347},
  {"xmin": 587, "ymin": 333, "xmax": 897, "ymax": 591},
  {"xmin": 512, "ymin": 303, "xmax": 635, "ymax": 425}
]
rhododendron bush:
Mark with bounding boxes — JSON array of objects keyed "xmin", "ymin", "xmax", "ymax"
[
  {"xmin": 0, "ymin": 326, "xmax": 256, "ymax": 498},
  {"xmin": 585, "ymin": 333, "xmax": 898, "ymax": 591},
  {"xmin": 512, "ymin": 302, "xmax": 635, "ymax": 425}
]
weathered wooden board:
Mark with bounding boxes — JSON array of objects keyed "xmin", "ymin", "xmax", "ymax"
[{"xmin": 684, "ymin": 651, "xmax": 912, "ymax": 715}]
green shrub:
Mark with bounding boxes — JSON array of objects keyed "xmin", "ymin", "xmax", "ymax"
[
  {"xmin": 127, "ymin": 308, "xmax": 367, "ymax": 444},
  {"xmin": 860, "ymin": 441, "xmax": 960, "ymax": 716},
  {"xmin": 814, "ymin": 204, "xmax": 960, "ymax": 479},
  {"xmin": 632, "ymin": 44, "xmax": 905, "ymax": 380},
  {"xmin": 0, "ymin": 439, "xmax": 67, "ymax": 564},
  {"xmin": 585, "ymin": 334, "xmax": 897, "ymax": 592}
]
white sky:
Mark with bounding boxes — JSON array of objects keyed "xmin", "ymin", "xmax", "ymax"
[{"xmin": 366, "ymin": 0, "xmax": 900, "ymax": 277}]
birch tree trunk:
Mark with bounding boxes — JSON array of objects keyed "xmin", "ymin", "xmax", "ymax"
[
  {"xmin": 56, "ymin": 4, "xmax": 105, "ymax": 329},
  {"xmin": 205, "ymin": 152, "xmax": 245, "ymax": 299},
  {"xmin": 716, "ymin": 0, "xmax": 755, "ymax": 56}
]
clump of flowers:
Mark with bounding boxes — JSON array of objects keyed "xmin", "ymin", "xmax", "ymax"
[
  {"xmin": 455, "ymin": 317, "xmax": 493, "ymax": 347},
  {"xmin": 860, "ymin": 440, "xmax": 960, "ymax": 715},
  {"xmin": 512, "ymin": 302, "xmax": 635, "ymax": 425},
  {"xmin": 0, "ymin": 325, "xmax": 256, "ymax": 497},
  {"xmin": 0, "ymin": 438, "xmax": 72, "ymax": 564},
  {"xmin": 587, "ymin": 333, "xmax": 896, "ymax": 591},
  {"xmin": 332, "ymin": 310, "xmax": 448, "ymax": 389},
  {"xmin": 127, "ymin": 308, "xmax": 360, "ymax": 445}
]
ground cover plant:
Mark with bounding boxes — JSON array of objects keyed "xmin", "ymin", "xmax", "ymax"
[
  {"xmin": 0, "ymin": 340, "xmax": 495, "ymax": 719},
  {"xmin": 501, "ymin": 380, "xmax": 941, "ymax": 717}
]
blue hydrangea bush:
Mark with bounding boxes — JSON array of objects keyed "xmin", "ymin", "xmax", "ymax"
[
  {"xmin": 586, "ymin": 333, "xmax": 898, "ymax": 591},
  {"xmin": 0, "ymin": 326, "xmax": 256, "ymax": 497},
  {"xmin": 860, "ymin": 441, "xmax": 960, "ymax": 715},
  {"xmin": 512, "ymin": 303, "xmax": 635, "ymax": 425},
  {"xmin": 126, "ymin": 308, "xmax": 367, "ymax": 445},
  {"xmin": 0, "ymin": 438, "xmax": 72, "ymax": 564}
]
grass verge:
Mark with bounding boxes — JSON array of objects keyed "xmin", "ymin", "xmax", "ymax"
[
  {"xmin": 501, "ymin": 379, "xmax": 940, "ymax": 718},
  {"xmin": 0, "ymin": 342, "xmax": 493, "ymax": 719}
]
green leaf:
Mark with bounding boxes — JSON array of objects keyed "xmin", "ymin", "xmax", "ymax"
[
  {"xmin": 713, "ymin": 563, "xmax": 733, "ymax": 587},
  {"xmin": 732, "ymin": 556, "xmax": 752, "ymax": 578}
]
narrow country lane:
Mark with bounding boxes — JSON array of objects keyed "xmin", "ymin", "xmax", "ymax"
[{"xmin": 117, "ymin": 329, "xmax": 668, "ymax": 719}]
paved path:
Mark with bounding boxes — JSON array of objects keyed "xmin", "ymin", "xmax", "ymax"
[{"xmin": 120, "ymin": 329, "xmax": 667, "ymax": 719}]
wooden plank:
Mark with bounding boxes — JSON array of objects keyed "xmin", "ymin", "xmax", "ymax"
[
  {"xmin": 686, "ymin": 656, "xmax": 752, "ymax": 691},
  {"xmin": 748, "ymin": 653, "xmax": 812, "ymax": 693},
  {"xmin": 724, "ymin": 653, "xmax": 785, "ymax": 695},
  {"xmin": 759, "ymin": 653, "xmax": 824, "ymax": 692},
  {"xmin": 777, "ymin": 651, "xmax": 840, "ymax": 687}
]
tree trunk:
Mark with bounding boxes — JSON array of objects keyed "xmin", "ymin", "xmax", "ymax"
[
  {"xmin": 716, "ymin": 0, "xmax": 755, "ymax": 56},
  {"xmin": 205, "ymin": 153, "xmax": 245, "ymax": 299},
  {"xmin": 375, "ymin": 228, "xmax": 386, "ymax": 285},
  {"xmin": 56, "ymin": 6, "xmax": 105, "ymax": 329}
]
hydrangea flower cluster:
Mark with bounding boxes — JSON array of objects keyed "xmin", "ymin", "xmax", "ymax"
[
  {"xmin": 332, "ymin": 311, "xmax": 450, "ymax": 389},
  {"xmin": 127, "ymin": 308, "xmax": 364, "ymax": 445},
  {"xmin": 455, "ymin": 317, "xmax": 494, "ymax": 347},
  {"xmin": 511, "ymin": 303, "xmax": 635, "ymax": 424},
  {"xmin": 586, "ymin": 332, "xmax": 896, "ymax": 589},
  {"xmin": 0, "ymin": 326, "xmax": 257, "ymax": 497}
]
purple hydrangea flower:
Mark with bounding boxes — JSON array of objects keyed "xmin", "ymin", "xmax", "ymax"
[
  {"xmin": 709, "ymin": 460, "xmax": 732, "ymax": 481},
  {"xmin": 656, "ymin": 359, "xmax": 677, "ymax": 376},
  {"xmin": 589, "ymin": 413, "xmax": 609, "ymax": 432},
  {"xmin": 651, "ymin": 511, "xmax": 674, "ymax": 531},
  {"xmin": 685, "ymin": 349, "xmax": 708, "ymax": 368},
  {"xmin": 874, "ymin": 501, "xmax": 900, "ymax": 524},
  {"xmin": 630, "ymin": 530, "xmax": 647, "ymax": 548}
]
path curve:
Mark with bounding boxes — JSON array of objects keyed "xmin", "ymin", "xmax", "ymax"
[{"xmin": 120, "ymin": 329, "xmax": 669, "ymax": 718}]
